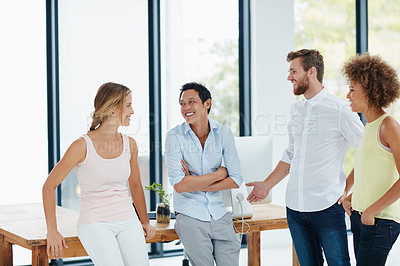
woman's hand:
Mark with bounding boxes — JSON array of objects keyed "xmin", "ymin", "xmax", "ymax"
[
  {"xmin": 142, "ymin": 223, "xmax": 156, "ymax": 240},
  {"xmin": 361, "ymin": 209, "xmax": 376, "ymax": 225},
  {"xmin": 342, "ymin": 196, "xmax": 352, "ymax": 216},
  {"xmin": 46, "ymin": 229, "xmax": 68, "ymax": 259}
]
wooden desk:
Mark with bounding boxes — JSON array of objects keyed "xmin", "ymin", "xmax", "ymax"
[{"xmin": 0, "ymin": 203, "xmax": 298, "ymax": 266}]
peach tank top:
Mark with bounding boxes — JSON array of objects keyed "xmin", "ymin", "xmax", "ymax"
[{"xmin": 75, "ymin": 134, "xmax": 136, "ymax": 226}]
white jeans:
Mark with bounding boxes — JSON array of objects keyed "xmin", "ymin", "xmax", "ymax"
[{"xmin": 77, "ymin": 218, "xmax": 149, "ymax": 266}]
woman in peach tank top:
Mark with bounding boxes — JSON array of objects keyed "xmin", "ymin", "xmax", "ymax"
[
  {"xmin": 342, "ymin": 53, "xmax": 400, "ymax": 265},
  {"xmin": 43, "ymin": 82, "xmax": 155, "ymax": 265}
]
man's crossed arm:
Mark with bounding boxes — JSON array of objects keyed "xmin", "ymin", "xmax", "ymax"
[{"xmin": 174, "ymin": 160, "xmax": 239, "ymax": 193}]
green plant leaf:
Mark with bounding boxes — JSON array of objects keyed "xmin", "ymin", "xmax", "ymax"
[{"xmin": 144, "ymin": 182, "xmax": 172, "ymax": 205}]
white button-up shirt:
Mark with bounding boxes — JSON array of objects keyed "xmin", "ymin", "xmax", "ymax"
[{"xmin": 281, "ymin": 89, "xmax": 364, "ymax": 212}]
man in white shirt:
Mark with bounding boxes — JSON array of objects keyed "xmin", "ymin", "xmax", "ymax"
[{"xmin": 246, "ymin": 49, "xmax": 364, "ymax": 266}]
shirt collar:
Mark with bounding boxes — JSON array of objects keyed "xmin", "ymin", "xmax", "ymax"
[
  {"xmin": 302, "ymin": 88, "xmax": 328, "ymax": 107},
  {"xmin": 183, "ymin": 118, "xmax": 219, "ymax": 134}
]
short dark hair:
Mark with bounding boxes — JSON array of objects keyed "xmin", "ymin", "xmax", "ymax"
[
  {"xmin": 342, "ymin": 52, "xmax": 400, "ymax": 109},
  {"xmin": 286, "ymin": 49, "xmax": 324, "ymax": 83},
  {"xmin": 179, "ymin": 82, "xmax": 212, "ymax": 114}
]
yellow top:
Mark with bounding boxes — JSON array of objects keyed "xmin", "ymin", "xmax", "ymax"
[{"xmin": 352, "ymin": 114, "xmax": 400, "ymax": 223}]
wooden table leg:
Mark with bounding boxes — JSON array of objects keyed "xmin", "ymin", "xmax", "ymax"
[
  {"xmin": 0, "ymin": 234, "xmax": 13, "ymax": 266},
  {"xmin": 292, "ymin": 242, "xmax": 299, "ymax": 266},
  {"xmin": 247, "ymin": 231, "xmax": 260, "ymax": 266},
  {"xmin": 32, "ymin": 245, "xmax": 48, "ymax": 266}
]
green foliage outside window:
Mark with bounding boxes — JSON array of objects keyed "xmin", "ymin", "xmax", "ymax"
[{"xmin": 205, "ymin": 40, "xmax": 239, "ymax": 136}]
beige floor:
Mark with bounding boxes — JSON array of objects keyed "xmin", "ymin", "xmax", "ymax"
[
  {"xmin": 150, "ymin": 229, "xmax": 400, "ymax": 266},
  {"xmin": 12, "ymin": 229, "xmax": 400, "ymax": 265}
]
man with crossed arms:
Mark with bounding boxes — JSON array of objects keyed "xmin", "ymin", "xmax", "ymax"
[{"xmin": 165, "ymin": 82, "xmax": 243, "ymax": 266}]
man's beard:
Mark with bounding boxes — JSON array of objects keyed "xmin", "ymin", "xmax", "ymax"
[{"xmin": 294, "ymin": 75, "xmax": 309, "ymax": 96}]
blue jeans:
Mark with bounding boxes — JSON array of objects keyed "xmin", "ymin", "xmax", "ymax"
[
  {"xmin": 350, "ymin": 211, "xmax": 400, "ymax": 266},
  {"xmin": 286, "ymin": 203, "xmax": 350, "ymax": 266}
]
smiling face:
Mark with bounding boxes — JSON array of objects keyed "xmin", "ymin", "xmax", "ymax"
[
  {"xmin": 287, "ymin": 57, "xmax": 310, "ymax": 96},
  {"xmin": 180, "ymin": 89, "xmax": 211, "ymax": 125},
  {"xmin": 346, "ymin": 80, "xmax": 368, "ymax": 113},
  {"xmin": 114, "ymin": 92, "xmax": 134, "ymax": 126}
]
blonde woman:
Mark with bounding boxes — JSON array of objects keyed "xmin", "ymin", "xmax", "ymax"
[
  {"xmin": 342, "ymin": 53, "xmax": 400, "ymax": 265},
  {"xmin": 43, "ymin": 82, "xmax": 155, "ymax": 265}
]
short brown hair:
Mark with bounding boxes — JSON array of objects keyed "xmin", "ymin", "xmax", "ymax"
[
  {"xmin": 286, "ymin": 49, "xmax": 324, "ymax": 83},
  {"xmin": 342, "ymin": 53, "xmax": 400, "ymax": 109}
]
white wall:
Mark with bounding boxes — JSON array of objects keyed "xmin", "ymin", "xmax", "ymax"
[
  {"xmin": 0, "ymin": 0, "xmax": 48, "ymax": 205},
  {"xmin": 251, "ymin": 0, "xmax": 295, "ymax": 206},
  {"xmin": 0, "ymin": 2, "xmax": 48, "ymax": 264}
]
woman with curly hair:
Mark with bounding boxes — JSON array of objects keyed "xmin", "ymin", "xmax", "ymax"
[{"xmin": 342, "ymin": 53, "xmax": 400, "ymax": 265}]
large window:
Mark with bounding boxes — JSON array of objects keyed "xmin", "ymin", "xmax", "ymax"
[
  {"xmin": 160, "ymin": 0, "xmax": 240, "ymax": 186},
  {"xmin": 58, "ymin": 0, "xmax": 151, "ymax": 211},
  {"xmin": 369, "ymin": 0, "xmax": 400, "ymax": 120},
  {"xmin": 161, "ymin": 0, "xmax": 240, "ymax": 136},
  {"xmin": 160, "ymin": 0, "xmax": 240, "ymax": 252}
]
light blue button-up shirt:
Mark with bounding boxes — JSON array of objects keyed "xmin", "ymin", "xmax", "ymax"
[{"xmin": 165, "ymin": 119, "xmax": 243, "ymax": 221}]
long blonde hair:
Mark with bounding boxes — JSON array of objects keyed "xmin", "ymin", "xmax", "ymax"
[{"xmin": 89, "ymin": 82, "xmax": 131, "ymax": 131}]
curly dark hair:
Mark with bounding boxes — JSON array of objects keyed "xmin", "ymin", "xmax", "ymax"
[
  {"xmin": 342, "ymin": 53, "xmax": 400, "ymax": 109},
  {"xmin": 286, "ymin": 49, "xmax": 324, "ymax": 83}
]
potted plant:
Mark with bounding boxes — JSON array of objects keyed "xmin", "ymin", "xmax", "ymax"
[{"xmin": 145, "ymin": 182, "xmax": 172, "ymax": 223}]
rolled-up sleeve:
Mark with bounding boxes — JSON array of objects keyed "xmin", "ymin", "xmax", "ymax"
[
  {"xmin": 339, "ymin": 105, "xmax": 364, "ymax": 148},
  {"xmin": 165, "ymin": 130, "xmax": 185, "ymax": 187},
  {"xmin": 222, "ymin": 128, "xmax": 243, "ymax": 187},
  {"xmin": 281, "ymin": 118, "xmax": 294, "ymax": 164}
]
